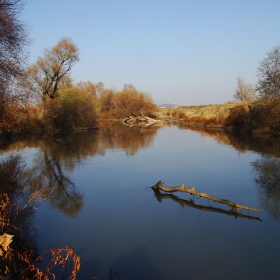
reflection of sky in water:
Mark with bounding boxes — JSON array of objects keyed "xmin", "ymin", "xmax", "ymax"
[
  {"xmin": 3, "ymin": 124, "xmax": 280, "ymax": 279},
  {"xmin": 0, "ymin": 147, "xmax": 39, "ymax": 166}
]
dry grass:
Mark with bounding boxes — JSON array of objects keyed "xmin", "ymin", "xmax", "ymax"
[
  {"xmin": 157, "ymin": 101, "xmax": 253, "ymax": 127},
  {"xmin": 181, "ymin": 102, "xmax": 243, "ymax": 119},
  {"xmin": 157, "ymin": 99, "xmax": 280, "ymax": 135}
]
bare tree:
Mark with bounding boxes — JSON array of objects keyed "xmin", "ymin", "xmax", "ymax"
[
  {"xmin": 25, "ymin": 37, "xmax": 79, "ymax": 99},
  {"xmin": 256, "ymin": 45, "xmax": 280, "ymax": 99},
  {"xmin": 234, "ymin": 76, "xmax": 256, "ymax": 102},
  {"xmin": 0, "ymin": 0, "xmax": 29, "ymax": 115}
]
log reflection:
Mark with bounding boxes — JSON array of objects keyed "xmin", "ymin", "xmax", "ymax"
[{"xmin": 152, "ymin": 188, "xmax": 262, "ymax": 222}]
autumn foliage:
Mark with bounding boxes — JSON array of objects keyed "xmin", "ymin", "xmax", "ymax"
[
  {"xmin": 43, "ymin": 86, "xmax": 98, "ymax": 130},
  {"xmin": 112, "ymin": 84, "xmax": 157, "ymax": 118},
  {"xmin": 225, "ymin": 105, "xmax": 248, "ymax": 127}
]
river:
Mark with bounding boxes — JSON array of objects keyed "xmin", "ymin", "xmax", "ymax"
[{"xmin": 1, "ymin": 121, "xmax": 280, "ymax": 279}]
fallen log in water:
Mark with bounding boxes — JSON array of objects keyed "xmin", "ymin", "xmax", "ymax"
[
  {"xmin": 152, "ymin": 188, "xmax": 262, "ymax": 221},
  {"xmin": 122, "ymin": 115, "xmax": 159, "ymax": 126},
  {"xmin": 151, "ymin": 181, "xmax": 262, "ymax": 212}
]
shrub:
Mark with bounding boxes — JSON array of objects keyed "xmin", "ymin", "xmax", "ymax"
[
  {"xmin": 112, "ymin": 85, "xmax": 157, "ymax": 118},
  {"xmin": 0, "ymin": 103, "xmax": 43, "ymax": 133},
  {"xmin": 0, "ymin": 103, "xmax": 25, "ymax": 132},
  {"xmin": 225, "ymin": 105, "xmax": 248, "ymax": 127},
  {"xmin": 178, "ymin": 112, "xmax": 186, "ymax": 119},
  {"xmin": 249, "ymin": 99, "xmax": 280, "ymax": 134},
  {"xmin": 99, "ymin": 111, "xmax": 114, "ymax": 120},
  {"xmin": 43, "ymin": 86, "xmax": 98, "ymax": 130}
]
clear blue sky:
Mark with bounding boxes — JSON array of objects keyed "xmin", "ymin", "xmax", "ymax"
[{"xmin": 21, "ymin": 0, "xmax": 280, "ymax": 105}]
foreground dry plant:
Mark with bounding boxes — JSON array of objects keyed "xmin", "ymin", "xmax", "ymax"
[
  {"xmin": 0, "ymin": 192, "xmax": 81, "ymax": 279},
  {"xmin": 0, "ymin": 154, "xmax": 82, "ymax": 279}
]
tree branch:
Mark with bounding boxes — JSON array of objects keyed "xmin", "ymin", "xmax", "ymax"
[
  {"xmin": 152, "ymin": 188, "xmax": 262, "ymax": 221},
  {"xmin": 151, "ymin": 181, "xmax": 262, "ymax": 212}
]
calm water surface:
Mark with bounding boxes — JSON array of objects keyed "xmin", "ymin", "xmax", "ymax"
[{"xmin": 2, "ymin": 122, "xmax": 280, "ymax": 279}]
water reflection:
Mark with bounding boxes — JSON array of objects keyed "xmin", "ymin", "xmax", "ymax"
[
  {"xmin": 2, "ymin": 122, "xmax": 280, "ymax": 278},
  {"xmin": 113, "ymin": 245, "xmax": 165, "ymax": 280},
  {"xmin": 176, "ymin": 122, "xmax": 280, "ymax": 219},
  {"xmin": 252, "ymin": 155, "xmax": 280, "ymax": 219},
  {"xmin": 2, "ymin": 122, "xmax": 280, "ymax": 221},
  {"xmin": 0, "ymin": 121, "xmax": 161, "ymax": 158},
  {"xmin": 30, "ymin": 144, "xmax": 84, "ymax": 217},
  {"xmin": 0, "ymin": 122, "xmax": 162, "ymax": 217},
  {"xmin": 0, "ymin": 156, "xmax": 39, "ymax": 276},
  {"xmin": 0, "ymin": 155, "xmax": 38, "ymax": 242},
  {"xmin": 177, "ymin": 122, "xmax": 280, "ymax": 156},
  {"xmin": 98, "ymin": 121, "xmax": 161, "ymax": 155}
]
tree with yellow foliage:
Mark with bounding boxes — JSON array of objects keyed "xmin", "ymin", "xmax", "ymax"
[{"xmin": 25, "ymin": 38, "xmax": 79, "ymax": 99}]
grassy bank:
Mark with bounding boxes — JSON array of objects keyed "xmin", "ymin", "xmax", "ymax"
[{"xmin": 157, "ymin": 99, "xmax": 280, "ymax": 135}]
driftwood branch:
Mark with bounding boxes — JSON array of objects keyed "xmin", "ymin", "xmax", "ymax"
[
  {"xmin": 122, "ymin": 115, "xmax": 159, "ymax": 127},
  {"xmin": 151, "ymin": 181, "xmax": 262, "ymax": 212},
  {"xmin": 152, "ymin": 188, "xmax": 262, "ymax": 222}
]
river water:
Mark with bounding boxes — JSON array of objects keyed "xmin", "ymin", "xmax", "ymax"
[{"xmin": 1, "ymin": 121, "xmax": 280, "ymax": 279}]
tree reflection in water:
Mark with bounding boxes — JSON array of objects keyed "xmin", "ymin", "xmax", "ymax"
[
  {"xmin": 24, "ymin": 130, "xmax": 105, "ymax": 218},
  {"xmin": 98, "ymin": 121, "xmax": 161, "ymax": 155},
  {"xmin": 0, "ymin": 121, "xmax": 163, "ymax": 218},
  {"xmin": 0, "ymin": 155, "xmax": 39, "ymax": 251},
  {"xmin": 176, "ymin": 122, "xmax": 280, "ymax": 219},
  {"xmin": 44, "ymin": 156, "xmax": 84, "ymax": 217},
  {"xmin": 3, "ymin": 122, "xmax": 280, "ymax": 277},
  {"xmin": 3, "ymin": 122, "xmax": 280, "ymax": 222},
  {"xmin": 0, "ymin": 122, "xmax": 163, "ymax": 278},
  {"xmin": 177, "ymin": 122, "xmax": 280, "ymax": 156},
  {"xmin": 252, "ymin": 155, "xmax": 280, "ymax": 219},
  {"xmin": 0, "ymin": 155, "xmax": 83, "ymax": 279}
]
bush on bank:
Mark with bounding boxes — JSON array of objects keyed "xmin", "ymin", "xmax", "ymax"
[
  {"xmin": 227, "ymin": 98, "xmax": 280, "ymax": 134},
  {"xmin": 0, "ymin": 86, "xmax": 99, "ymax": 134},
  {"xmin": 2, "ymin": 87, "xmax": 280, "ymax": 136},
  {"xmin": 42, "ymin": 86, "xmax": 98, "ymax": 131},
  {"xmin": 112, "ymin": 88, "xmax": 157, "ymax": 119}
]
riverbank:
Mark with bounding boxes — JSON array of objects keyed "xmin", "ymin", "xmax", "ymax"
[
  {"xmin": 156, "ymin": 98, "xmax": 280, "ymax": 135},
  {"xmin": 1, "ymin": 98, "xmax": 280, "ymax": 136}
]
